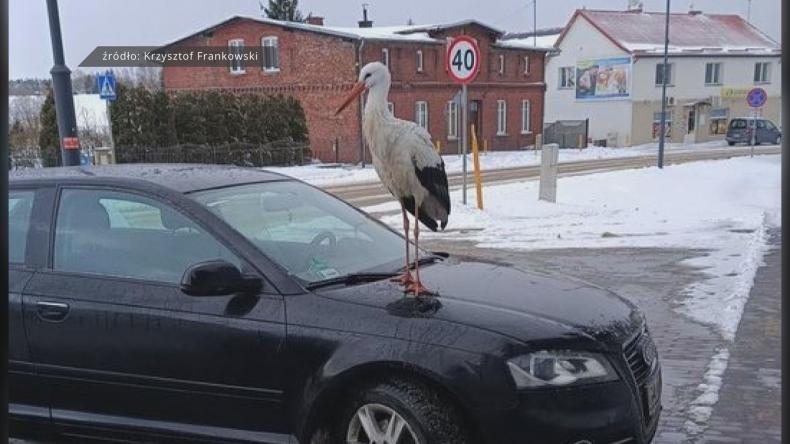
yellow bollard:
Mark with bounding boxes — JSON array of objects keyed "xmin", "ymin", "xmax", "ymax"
[
  {"xmin": 483, "ymin": 139, "xmax": 488, "ymax": 155},
  {"xmin": 470, "ymin": 124, "xmax": 484, "ymax": 210},
  {"xmin": 435, "ymin": 140, "xmax": 442, "ymax": 154}
]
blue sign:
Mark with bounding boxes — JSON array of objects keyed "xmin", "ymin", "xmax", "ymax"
[
  {"xmin": 97, "ymin": 72, "xmax": 116, "ymax": 101},
  {"xmin": 746, "ymin": 87, "xmax": 767, "ymax": 108}
]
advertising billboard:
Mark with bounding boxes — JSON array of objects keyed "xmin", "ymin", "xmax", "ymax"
[{"xmin": 576, "ymin": 57, "xmax": 631, "ymax": 100}]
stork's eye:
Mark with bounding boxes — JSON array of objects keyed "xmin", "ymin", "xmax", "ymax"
[{"xmin": 364, "ymin": 73, "xmax": 372, "ymax": 79}]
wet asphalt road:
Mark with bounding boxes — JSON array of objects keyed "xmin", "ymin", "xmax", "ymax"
[{"xmin": 12, "ymin": 233, "xmax": 781, "ymax": 444}]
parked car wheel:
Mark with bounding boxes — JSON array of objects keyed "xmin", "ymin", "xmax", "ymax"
[
  {"xmin": 338, "ymin": 378, "xmax": 471, "ymax": 444},
  {"xmin": 775, "ymin": 135, "xmax": 781, "ymax": 145}
]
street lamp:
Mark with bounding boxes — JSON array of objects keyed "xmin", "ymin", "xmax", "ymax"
[
  {"xmin": 46, "ymin": 0, "xmax": 81, "ymax": 166},
  {"xmin": 657, "ymin": 0, "xmax": 671, "ymax": 169}
]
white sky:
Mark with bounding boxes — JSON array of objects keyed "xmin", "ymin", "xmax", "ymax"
[{"xmin": 9, "ymin": 0, "xmax": 781, "ymax": 79}]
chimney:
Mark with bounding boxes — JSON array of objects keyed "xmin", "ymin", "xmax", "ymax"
[
  {"xmin": 358, "ymin": 3, "xmax": 373, "ymax": 28},
  {"xmin": 626, "ymin": 0, "xmax": 643, "ymax": 12},
  {"xmin": 688, "ymin": 1, "xmax": 702, "ymax": 14},
  {"xmin": 305, "ymin": 15, "xmax": 324, "ymax": 26}
]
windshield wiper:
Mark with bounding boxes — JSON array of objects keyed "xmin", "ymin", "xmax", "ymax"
[
  {"xmin": 306, "ymin": 272, "xmax": 399, "ymax": 290},
  {"xmin": 398, "ymin": 255, "xmax": 442, "ymax": 272}
]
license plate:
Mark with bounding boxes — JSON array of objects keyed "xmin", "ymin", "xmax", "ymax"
[{"xmin": 643, "ymin": 371, "xmax": 661, "ymax": 417}]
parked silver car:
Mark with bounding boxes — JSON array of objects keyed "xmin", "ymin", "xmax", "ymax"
[{"xmin": 726, "ymin": 117, "xmax": 782, "ymax": 146}]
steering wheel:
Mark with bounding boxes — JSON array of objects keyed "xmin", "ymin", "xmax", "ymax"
[{"xmin": 303, "ymin": 230, "xmax": 337, "ymax": 270}]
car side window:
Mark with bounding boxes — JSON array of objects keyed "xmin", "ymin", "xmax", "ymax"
[
  {"xmin": 53, "ymin": 188, "xmax": 243, "ymax": 284},
  {"xmin": 756, "ymin": 120, "xmax": 766, "ymax": 129},
  {"xmin": 9, "ymin": 190, "xmax": 35, "ymax": 264}
]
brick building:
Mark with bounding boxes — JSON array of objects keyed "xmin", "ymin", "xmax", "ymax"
[{"xmin": 161, "ymin": 13, "xmax": 550, "ymax": 163}]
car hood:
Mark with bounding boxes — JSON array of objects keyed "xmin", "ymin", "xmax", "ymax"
[{"xmin": 316, "ymin": 257, "xmax": 642, "ymax": 351}]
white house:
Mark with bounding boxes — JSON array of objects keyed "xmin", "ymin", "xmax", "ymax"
[{"xmin": 545, "ymin": 7, "xmax": 781, "ymax": 147}]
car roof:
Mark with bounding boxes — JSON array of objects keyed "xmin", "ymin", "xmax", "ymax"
[{"xmin": 9, "ymin": 163, "xmax": 293, "ymax": 193}]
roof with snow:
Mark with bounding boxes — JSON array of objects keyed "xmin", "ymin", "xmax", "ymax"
[
  {"xmin": 161, "ymin": 16, "xmax": 550, "ymax": 51},
  {"xmin": 555, "ymin": 9, "xmax": 780, "ymax": 56}
]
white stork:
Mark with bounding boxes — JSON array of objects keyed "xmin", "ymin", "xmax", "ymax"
[{"xmin": 335, "ymin": 62, "xmax": 450, "ymax": 296}]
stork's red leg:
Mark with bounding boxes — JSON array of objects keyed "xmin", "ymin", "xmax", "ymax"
[
  {"xmin": 391, "ymin": 206, "xmax": 414, "ymax": 286},
  {"xmin": 406, "ymin": 202, "xmax": 435, "ymax": 297}
]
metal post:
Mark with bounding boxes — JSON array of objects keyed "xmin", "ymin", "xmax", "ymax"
[
  {"xmin": 46, "ymin": 0, "xmax": 81, "ymax": 166},
  {"xmin": 533, "ymin": 0, "xmax": 537, "ymax": 48},
  {"xmin": 461, "ymin": 84, "xmax": 468, "ymax": 205},
  {"xmin": 105, "ymin": 99, "xmax": 116, "ymax": 163},
  {"xmin": 750, "ymin": 109, "xmax": 756, "ymax": 157},
  {"xmin": 657, "ymin": 0, "xmax": 671, "ymax": 169}
]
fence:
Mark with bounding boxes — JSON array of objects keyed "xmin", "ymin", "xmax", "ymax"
[
  {"xmin": 543, "ymin": 119, "xmax": 589, "ymax": 148},
  {"xmin": 115, "ymin": 140, "xmax": 312, "ymax": 167}
]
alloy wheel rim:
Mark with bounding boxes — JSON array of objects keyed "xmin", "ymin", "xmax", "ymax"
[{"xmin": 346, "ymin": 403, "xmax": 420, "ymax": 444}]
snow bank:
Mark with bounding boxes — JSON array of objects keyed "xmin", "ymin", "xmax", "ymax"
[
  {"xmin": 367, "ymin": 155, "xmax": 781, "ymax": 340},
  {"xmin": 685, "ymin": 347, "xmax": 730, "ymax": 435}
]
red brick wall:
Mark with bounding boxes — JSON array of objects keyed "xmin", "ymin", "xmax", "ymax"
[
  {"xmin": 162, "ymin": 19, "xmax": 547, "ymax": 163},
  {"xmin": 162, "ymin": 18, "xmax": 364, "ymax": 162}
]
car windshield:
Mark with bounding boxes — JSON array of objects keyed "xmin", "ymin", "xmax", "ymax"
[{"xmin": 191, "ymin": 180, "xmax": 410, "ymax": 284}]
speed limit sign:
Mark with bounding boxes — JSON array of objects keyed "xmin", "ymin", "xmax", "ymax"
[{"xmin": 446, "ymin": 36, "xmax": 480, "ymax": 84}]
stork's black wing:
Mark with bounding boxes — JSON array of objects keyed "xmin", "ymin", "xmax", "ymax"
[{"xmin": 410, "ymin": 156, "xmax": 451, "ymax": 231}]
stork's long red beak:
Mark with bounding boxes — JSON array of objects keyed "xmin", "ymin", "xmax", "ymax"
[{"xmin": 335, "ymin": 81, "xmax": 366, "ymax": 116}]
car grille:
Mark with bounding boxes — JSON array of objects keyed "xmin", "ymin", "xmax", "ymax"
[{"xmin": 623, "ymin": 326, "xmax": 660, "ymax": 437}]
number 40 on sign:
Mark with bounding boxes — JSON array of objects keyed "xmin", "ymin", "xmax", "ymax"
[{"xmin": 446, "ymin": 36, "xmax": 480, "ymax": 84}]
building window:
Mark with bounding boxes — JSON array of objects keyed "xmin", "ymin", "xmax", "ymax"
[
  {"xmin": 498, "ymin": 54, "xmax": 505, "ymax": 75},
  {"xmin": 709, "ymin": 108, "xmax": 728, "ymax": 135},
  {"xmin": 652, "ymin": 111, "xmax": 672, "ymax": 139},
  {"xmin": 521, "ymin": 100, "xmax": 531, "ymax": 134},
  {"xmin": 387, "ymin": 102, "xmax": 394, "ymax": 114},
  {"xmin": 382, "ymin": 48, "xmax": 389, "ymax": 67},
  {"xmin": 228, "ymin": 39, "xmax": 245, "ymax": 74},
  {"xmin": 447, "ymin": 101, "xmax": 458, "ymax": 139},
  {"xmin": 655, "ymin": 63, "xmax": 673, "ymax": 86},
  {"xmin": 415, "ymin": 101, "xmax": 428, "ymax": 129},
  {"xmin": 261, "ymin": 36, "xmax": 280, "ymax": 72},
  {"xmin": 704, "ymin": 62, "xmax": 722, "ymax": 85},
  {"xmin": 524, "ymin": 56, "xmax": 530, "ymax": 74},
  {"xmin": 416, "ymin": 50, "xmax": 423, "ymax": 72},
  {"xmin": 496, "ymin": 100, "xmax": 507, "ymax": 135},
  {"xmin": 754, "ymin": 62, "xmax": 770, "ymax": 83},
  {"xmin": 559, "ymin": 67, "xmax": 575, "ymax": 89}
]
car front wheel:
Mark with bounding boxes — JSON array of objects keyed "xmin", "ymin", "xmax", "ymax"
[
  {"xmin": 339, "ymin": 378, "xmax": 471, "ymax": 444},
  {"xmin": 776, "ymin": 135, "xmax": 782, "ymax": 145}
]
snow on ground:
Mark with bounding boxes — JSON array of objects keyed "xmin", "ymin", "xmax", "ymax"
[
  {"xmin": 685, "ymin": 347, "xmax": 731, "ymax": 435},
  {"xmin": 366, "ymin": 155, "xmax": 782, "ymax": 341},
  {"xmin": 266, "ymin": 139, "xmax": 733, "ymax": 187}
]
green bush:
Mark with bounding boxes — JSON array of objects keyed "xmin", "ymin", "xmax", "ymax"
[{"xmin": 38, "ymin": 89, "xmax": 61, "ymax": 167}]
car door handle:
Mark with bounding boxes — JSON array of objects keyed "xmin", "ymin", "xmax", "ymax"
[{"xmin": 35, "ymin": 301, "xmax": 70, "ymax": 322}]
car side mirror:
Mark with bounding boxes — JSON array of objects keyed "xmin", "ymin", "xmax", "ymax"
[{"xmin": 181, "ymin": 260, "xmax": 262, "ymax": 297}]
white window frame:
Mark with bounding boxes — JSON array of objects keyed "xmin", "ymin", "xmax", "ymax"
[
  {"xmin": 559, "ymin": 66, "xmax": 575, "ymax": 89},
  {"xmin": 498, "ymin": 54, "xmax": 505, "ymax": 75},
  {"xmin": 416, "ymin": 49, "xmax": 424, "ymax": 72},
  {"xmin": 261, "ymin": 36, "xmax": 280, "ymax": 72},
  {"xmin": 228, "ymin": 39, "xmax": 245, "ymax": 74},
  {"xmin": 415, "ymin": 101, "xmax": 428, "ymax": 129},
  {"xmin": 446, "ymin": 101, "xmax": 458, "ymax": 140},
  {"xmin": 524, "ymin": 55, "xmax": 530, "ymax": 75},
  {"xmin": 387, "ymin": 102, "xmax": 394, "ymax": 114},
  {"xmin": 754, "ymin": 62, "xmax": 770, "ymax": 84},
  {"xmin": 382, "ymin": 48, "xmax": 390, "ymax": 67},
  {"xmin": 655, "ymin": 63, "xmax": 673, "ymax": 86},
  {"xmin": 521, "ymin": 99, "xmax": 531, "ymax": 134},
  {"xmin": 496, "ymin": 100, "xmax": 507, "ymax": 136},
  {"xmin": 704, "ymin": 62, "xmax": 722, "ymax": 85}
]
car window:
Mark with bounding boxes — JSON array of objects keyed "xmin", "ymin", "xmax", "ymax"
[
  {"xmin": 192, "ymin": 181, "xmax": 406, "ymax": 283},
  {"xmin": 729, "ymin": 119, "xmax": 746, "ymax": 129},
  {"xmin": 756, "ymin": 120, "xmax": 766, "ymax": 129},
  {"xmin": 765, "ymin": 121, "xmax": 776, "ymax": 130},
  {"xmin": 9, "ymin": 190, "xmax": 35, "ymax": 264},
  {"xmin": 54, "ymin": 188, "xmax": 242, "ymax": 283}
]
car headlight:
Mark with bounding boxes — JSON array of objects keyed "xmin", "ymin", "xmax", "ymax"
[{"xmin": 507, "ymin": 350, "xmax": 618, "ymax": 389}]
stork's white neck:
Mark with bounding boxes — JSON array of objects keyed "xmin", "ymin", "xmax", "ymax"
[
  {"xmin": 362, "ymin": 80, "xmax": 395, "ymax": 152},
  {"xmin": 364, "ymin": 80, "xmax": 391, "ymax": 117}
]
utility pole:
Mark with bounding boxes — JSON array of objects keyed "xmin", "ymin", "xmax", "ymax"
[
  {"xmin": 657, "ymin": 0, "xmax": 670, "ymax": 169},
  {"xmin": 533, "ymin": 1, "xmax": 537, "ymax": 47},
  {"xmin": 46, "ymin": 0, "xmax": 81, "ymax": 166}
]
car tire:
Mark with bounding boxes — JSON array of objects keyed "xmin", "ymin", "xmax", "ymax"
[
  {"xmin": 776, "ymin": 135, "xmax": 781, "ymax": 145},
  {"xmin": 337, "ymin": 378, "xmax": 471, "ymax": 444}
]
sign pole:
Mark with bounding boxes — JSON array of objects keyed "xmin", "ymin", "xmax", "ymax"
[
  {"xmin": 461, "ymin": 83, "xmax": 468, "ymax": 205},
  {"xmin": 750, "ymin": 108, "xmax": 756, "ymax": 158}
]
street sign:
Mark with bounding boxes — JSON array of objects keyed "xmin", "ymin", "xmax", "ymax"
[
  {"xmin": 746, "ymin": 87, "xmax": 767, "ymax": 108},
  {"xmin": 61, "ymin": 136, "xmax": 80, "ymax": 150},
  {"xmin": 97, "ymin": 72, "xmax": 117, "ymax": 101},
  {"xmin": 446, "ymin": 36, "xmax": 480, "ymax": 85}
]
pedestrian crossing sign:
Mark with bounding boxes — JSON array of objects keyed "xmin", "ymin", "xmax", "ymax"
[{"xmin": 97, "ymin": 72, "xmax": 117, "ymax": 101}]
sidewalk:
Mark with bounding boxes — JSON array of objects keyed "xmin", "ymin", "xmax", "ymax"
[{"xmin": 697, "ymin": 229, "xmax": 782, "ymax": 443}]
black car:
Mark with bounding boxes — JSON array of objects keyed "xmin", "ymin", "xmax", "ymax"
[
  {"xmin": 725, "ymin": 117, "xmax": 782, "ymax": 146},
  {"xmin": 9, "ymin": 164, "xmax": 661, "ymax": 444}
]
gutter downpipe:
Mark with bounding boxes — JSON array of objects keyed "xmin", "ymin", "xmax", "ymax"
[{"xmin": 357, "ymin": 38, "xmax": 366, "ymax": 167}]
